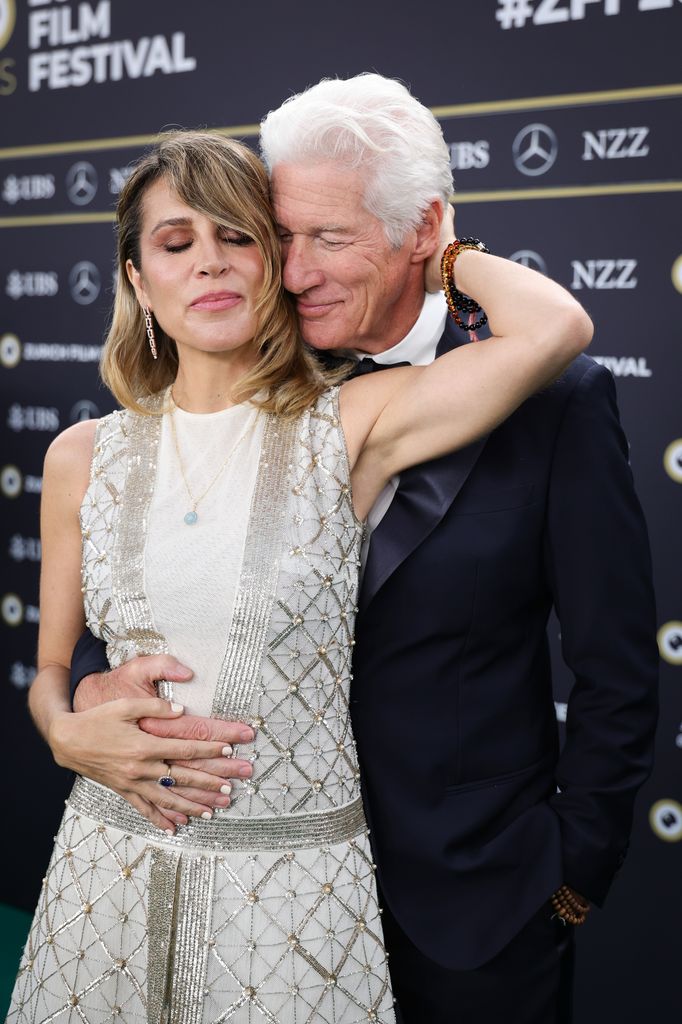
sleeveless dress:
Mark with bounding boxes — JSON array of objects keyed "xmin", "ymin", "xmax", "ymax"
[{"xmin": 9, "ymin": 388, "xmax": 395, "ymax": 1024}]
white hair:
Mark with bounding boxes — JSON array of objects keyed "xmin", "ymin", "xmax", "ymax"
[{"xmin": 260, "ymin": 73, "xmax": 453, "ymax": 247}]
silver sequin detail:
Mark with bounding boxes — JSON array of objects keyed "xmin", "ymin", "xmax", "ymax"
[{"xmin": 69, "ymin": 777, "xmax": 366, "ymax": 851}]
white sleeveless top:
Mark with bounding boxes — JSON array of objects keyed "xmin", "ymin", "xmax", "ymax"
[{"xmin": 145, "ymin": 400, "xmax": 264, "ymax": 717}]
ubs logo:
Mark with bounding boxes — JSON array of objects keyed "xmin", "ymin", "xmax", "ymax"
[
  {"xmin": 649, "ymin": 800, "xmax": 682, "ymax": 844},
  {"xmin": 66, "ymin": 161, "xmax": 98, "ymax": 206},
  {"xmin": 69, "ymin": 261, "xmax": 101, "ymax": 305},
  {"xmin": 0, "ymin": 0, "xmax": 16, "ymax": 50},
  {"xmin": 512, "ymin": 124, "xmax": 558, "ymax": 177}
]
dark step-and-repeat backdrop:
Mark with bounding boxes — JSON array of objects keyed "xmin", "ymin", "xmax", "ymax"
[{"xmin": 1, "ymin": 2, "xmax": 680, "ymax": 1019}]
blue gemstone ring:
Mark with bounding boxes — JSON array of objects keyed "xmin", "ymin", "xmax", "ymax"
[{"xmin": 157, "ymin": 764, "xmax": 176, "ymax": 788}]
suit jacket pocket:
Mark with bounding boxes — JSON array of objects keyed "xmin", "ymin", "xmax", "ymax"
[
  {"xmin": 444, "ymin": 752, "xmax": 552, "ymax": 795},
  {"xmin": 451, "ymin": 482, "xmax": 535, "ymax": 516}
]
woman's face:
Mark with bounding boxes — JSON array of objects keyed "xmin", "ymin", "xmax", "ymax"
[{"xmin": 127, "ymin": 177, "xmax": 265, "ymax": 360}]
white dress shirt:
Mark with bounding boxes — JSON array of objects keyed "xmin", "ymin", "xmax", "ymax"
[{"xmin": 356, "ymin": 291, "xmax": 448, "ymax": 570}]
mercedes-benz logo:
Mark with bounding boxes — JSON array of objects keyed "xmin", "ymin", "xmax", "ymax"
[
  {"xmin": 66, "ymin": 161, "xmax": 98, "ymax": 206},
  {"xmin": 509, "ymin": 250, "xmax": 548, "ymax": 276},
  {"xmin": 70, "ymin": 399, "xmax": 100, "ymax": 423},
  {"xmin": 512, "ymin": 124, "xmax": 558, "ymax": 178},
  {"xmin": 69, "ymin": 261, "xmax": 101, "ymax": 305}
]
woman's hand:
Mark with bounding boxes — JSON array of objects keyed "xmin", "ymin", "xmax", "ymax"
[
  {"xmin": 48, "ymin": 698, "xmax": 245, "ymax": 833},
  {"xmin": 424, "ymin": 202, "xmax": 456, "ymax": 293}
]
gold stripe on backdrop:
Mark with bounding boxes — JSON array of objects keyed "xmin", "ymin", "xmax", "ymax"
[
  {"xmin": 1, "ymin": 180, "xmax": 681, "ymax": 228},
  {"xmin": 0, "ymin": 83, "xmax": 680, "ymax": 161}
]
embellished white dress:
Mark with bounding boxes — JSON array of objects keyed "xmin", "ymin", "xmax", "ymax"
[{"xmin": 9, "ymin": 388, "xmax": 395, "ymax": 1024}]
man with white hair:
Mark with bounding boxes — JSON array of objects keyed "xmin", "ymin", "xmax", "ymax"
[{"xmin": 71, "ymin": 74, "xmax": 657, "ymax": 1022}]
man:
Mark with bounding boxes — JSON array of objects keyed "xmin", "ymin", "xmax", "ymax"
[{"xmin": 70, "ymin": 75, "xmax": 658, "ymax": 1022}]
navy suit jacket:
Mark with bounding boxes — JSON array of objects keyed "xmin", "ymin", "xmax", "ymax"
[
  {"xmin": 350, "ymin": 320, "xmax": 658, "ymax": 968},
  {"xmin": 71, "ymin": 319, "xmax": 658, "ymax": 970}
]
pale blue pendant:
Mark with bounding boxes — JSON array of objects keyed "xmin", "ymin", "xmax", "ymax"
[{"xmin": 184, "ymin": 510, "xmax": 198, "ymax": 525}]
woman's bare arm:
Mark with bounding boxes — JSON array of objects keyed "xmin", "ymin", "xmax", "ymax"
[
  {"xmin": 28, "ymin": 421, "xmax": 243, "ymax": 832},
  {"xmin": 342, "ymin": 237, "xmax": 592, "ymax": 519}
]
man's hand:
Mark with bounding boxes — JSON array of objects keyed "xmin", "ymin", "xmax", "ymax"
[
  {"xmin": 71, "ymin": 654, "xmax": 256, "ymax": 824},
  {"xmin": 73, "ymin": 654, "xmax": 193, "ymax": 711}
]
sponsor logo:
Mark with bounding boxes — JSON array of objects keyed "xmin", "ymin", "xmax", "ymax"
[
  {"xmin": 496, "ymin": 0, "xmax": 679, "ymax": 31},
  {"xmin": 6, "ymin": 270, "xmax": 58, "ymax": 299},
  {"xmin": 571, "ymin": 259, "xmax": 638, "ymax": 290},
  {"xmin": 649, "ymin": 799, "xmax": 682, "ymax": 843},
  {"xmin": 109, "ymin": 165, "xmax": 133, "ymax": 194},
  {"xmin": 663, "ymin": 440, "xmax": 682, "ymax": 484},
  {"xmin": 7, "ymin": 404, "xmax": 59, "ymax": 432},
  {"xmin": 0, "ymin": 0, "xmax": 16, "ymax": 50},
  {"xmin": 69, "ymin": 261, "xmax": 101, "ymax": 305},
  {"xmin": 2, "ymin": 173, "xmax": 55, "ymax": 205},
  {"xmin": 9, "ymin": 662, "xmax": 36, "ymax": 690},
  {"xmin": 657, "ymin": 621, "xmax": 682, "ymax": 665},
  {"xmin": 582, "ymin": 127, "xmax": 650, "ymax": 161},
  {"xmin": 671, "ymin": 255, "xmax": 682, "ymax": 295},
  {"xmin": 66, "ymin": 161, "xmax": 98, "ymax": 206},
  {"xmin": 0, "ymin": 464, "xmax": 22, "ymax": 497},
  {"xmin": 509, "ymin": 250, "xmax": 548, "ymax": 275},
  {"xmin": 0, "ymin": 0, "xmax": 16, "ymax": 95},
  {"xmin": 0, "ymin": 331, "xmax": 21, "ymax": 367},
  {"xmin": 27, "ymin": 1, "xmax": 196, "ymax": 92},
  {"xmin": 591, "ymin": 356, "xmax": 652, "ymax": 378},
  {"xmin": 22, "ymin": 342, "xmax": 103, "ymax": 362},
  {"xmin": 70, "ymin": 399, "xmax": 100, "ymax": 422},
  {"xmin": 449, "ymin": 141, "xmax": 490, "ymax": 171},
  {"xmin": 512, "ymin": 123, "xmax": 558, "ymax": 177},
  {"xmin": 8, "ymin": 534, "xmax": 41, "ymax": 562},
  {"xmin": 1, "ymin": 592, "xmax": 23, "ymax": 626}
]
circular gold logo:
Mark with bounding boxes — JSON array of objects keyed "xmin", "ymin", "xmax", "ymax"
[
  {"xmin": 672, "ymin": 255, "xmax": 682, "ymax": 296},
  {"xmin": 0, "ymin": 464, "xmax": 22, "ymax": 497},
  {"xmin": 649, "ymin": 800, "xmax": 682, "ymax": 843},
  {"xmin": 1, "ymin": 591, "xmax": 23, "ymax": 626},
  {"xmin": 657, "ymin": 622, "xmax": 682, "ymax": 665},
  {"xmin": 663, "ymin": 440, "xmax": 682, "ymax": 484},
  {"xmin": 0, "ymin": 0, "xmax": 16, "ymax": 52},
  {"xmin": 0, "ymin": 332, "xmax": 21, "ymax": 368}
]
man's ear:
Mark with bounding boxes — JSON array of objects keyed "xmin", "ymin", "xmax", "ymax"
[
  {"xmin": 410, "ymin": 199, "xmax": 443, "ymax": 264},
  {"xmin": 126, "ymin": 258, "xmax": 148, "ymax": 308}
]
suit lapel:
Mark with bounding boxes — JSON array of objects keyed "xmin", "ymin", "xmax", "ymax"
[{"xmin": 359, "ymin": 320, "xmax": 488, "ymax": 612}]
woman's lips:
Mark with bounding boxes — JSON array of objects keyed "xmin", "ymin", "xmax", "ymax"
[{"xmin": 190, "ymin": 292, "xmax": 242, "ymax": 311}]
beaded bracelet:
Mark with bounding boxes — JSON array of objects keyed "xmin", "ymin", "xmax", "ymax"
[
  {"xmin": 550, "ymin": 885, "xmax": 591, "ymax": 926},
  {"xmin": 439, "ymin": 236, "xmax": 491, "ymax": 337}
]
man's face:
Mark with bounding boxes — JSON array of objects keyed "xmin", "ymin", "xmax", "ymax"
[{"xmin": 271, "ymin": 161, "xmax": 425, "ymax": 353}]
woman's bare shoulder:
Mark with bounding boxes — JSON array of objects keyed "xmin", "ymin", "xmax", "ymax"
[{"xmin": 43, "ymin": 418, "xmax": 100, "ymax": 500}]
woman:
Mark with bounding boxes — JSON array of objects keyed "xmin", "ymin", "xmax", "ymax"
[{"xmin": 9, "ymin": 130, "xmax": 590, "ymax": 1023}]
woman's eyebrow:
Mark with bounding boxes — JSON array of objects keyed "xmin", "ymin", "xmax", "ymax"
[{"xmin": 150, "ymin": 216, "xmax": 193, "ymax": 236}]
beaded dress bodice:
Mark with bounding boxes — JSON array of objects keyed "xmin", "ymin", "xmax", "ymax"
[{"xmin": 79, "ymin": 387, "xmax": 365, "ymax": 818}]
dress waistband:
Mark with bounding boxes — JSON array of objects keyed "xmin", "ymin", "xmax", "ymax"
[{"xmin": 68, "ymin": 776, "xmax": 367, "ymax": 852}]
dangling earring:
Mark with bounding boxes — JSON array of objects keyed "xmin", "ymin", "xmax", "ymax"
[{"xmin": 144, "ymin": 307, "xmax": 158, "ymax": 360}]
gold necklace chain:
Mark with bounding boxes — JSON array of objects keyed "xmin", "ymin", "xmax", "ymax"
[{"xmin": 168, "ymin": 390, "xmax": 259, "ymax": 525}]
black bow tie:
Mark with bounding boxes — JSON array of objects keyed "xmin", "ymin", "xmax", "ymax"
[{"xmin": 351, "ymin": 358, "xmax": 412, "ymax": 377}]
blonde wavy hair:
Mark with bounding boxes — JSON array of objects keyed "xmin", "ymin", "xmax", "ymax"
[{"xmin": 101, "ymin": 130, "xmax": 336, "ymax": 416}]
